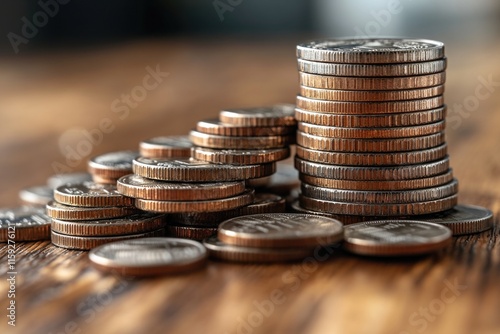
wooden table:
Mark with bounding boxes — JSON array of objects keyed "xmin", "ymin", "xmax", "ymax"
[{"xmin": 1, "ymin": 38, "xmax": 499, "ymax": 334}]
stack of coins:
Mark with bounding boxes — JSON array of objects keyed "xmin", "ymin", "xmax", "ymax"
[
  {"xmin": 293, "ymin": 38, "xmax": 458, "ymax": 222},
  {"xmin": 88, "ymin": 151, "xmax": 138, "ymax": 184}
]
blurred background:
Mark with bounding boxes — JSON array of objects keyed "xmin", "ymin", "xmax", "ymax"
[{"xmin": 1, "ymin": 0, "xmax": 500, "ymax": 205}]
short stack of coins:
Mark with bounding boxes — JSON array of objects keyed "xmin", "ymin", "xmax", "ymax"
[{"xmin": 293, "ymin": 38, "xmax": 458, "ymax": 223}]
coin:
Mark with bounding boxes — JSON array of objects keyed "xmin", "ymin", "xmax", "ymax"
[
  {"xmin": 299, "ymin": 85, "xmax": 445, "ymax": 102},
  {"xmin": 133, "ymin": 157, "xmax": 275, "ymax": 182},
  {"xmin": 294, "ymin": 106, "xmax": 446, "ymax": 127},
  {"xmin": 135, "ymin": 188, "xmax": 254, "ymax": 213},
  {"xmin": 343, "ymin": 220, "xmax": 452, "ymax": 256},
  {"xmin": 54, "ymin": 182, "xmax": 134, "ymax": 207},
  {"xmin": 0, "ymin": 206, "xmax": 51, "ymax": 242},
  {"xmin": 47, "ymin": 172, "xmax": 92, "ymax": 189},
  {"xmin": 219, "ymin": 104, "xmax": 296, "ymax": 127},
  {"xmin": 296, "ymin": 131, "xmax": 445, "ymax": 152},
  {"xmin": 299, "ymin": 170, "xmax": 454, "ymax": 191},
  {"xmin": 203, "ymin": 236, "xmax": 314, "ymax": 263},
  {"xmin": 117, "ymin": 174, "xmax": 245, "ymax": 200},
  {"xmin": 165, "ymin": 225, "xmax": 217, "ymax": 240},
  {"xmin": 297, "ymin": 58, "xmax": 446, "ymax": 76},
  {"xmin": 189, "ymin": 130, "xmax": 293, "ymax": 149},
  {"xmin": 19, "ymin": 186, "xmax": 53, "ymax": 206},
  {"xmin": 218, "ymin": 213, "xmax": 344, "ymax": 248},
  {"xmin": 139, "ymin": 136, "xmax": 193, "ymax": 158},
  {"xmin": 299, "ymin": 194, "xmax": 458, "ymax": 216},
  {"xmin": 88, "ymin": 151, "xmax": 139, "ymax": 179},
  {"xmin": 191, "ymin": 147, "xmax": 290, "ymax": 165},
  {"xmin": 196, "ymin": 119, "xmax": 296, "ymax": 136},
  {"xmin": 297, "ymin": 121, "xmax": 445, "ymax": 139},
  {"xmin": 295, "ymin": 157, "xmax": 449, "ymax": 180},
  {"xmin": 296, "ymin": 38, "xmax": 445, "ymax": 63},
  {"xmin": 413, "ymin": 204, "xmax": 493, "ymax": 235},
  {"xmin": 91, "ymin": 175, "xmax": 119, "ymax": 185},
  {"xmin": 296, "ymin": 144, "xmax": 447, "ymax": 166},
  {"xmin": 46, "ymin": 201, "xmax": 139, "ymax": 220},
  {"xmin": 88, "ymin": 237, "xmax": 207, "ymax": 276}
]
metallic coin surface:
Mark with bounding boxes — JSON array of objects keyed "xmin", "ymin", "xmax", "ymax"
[
  {"xmin": 192, "ymin": 147, "xmax": 290, "ymax": 165},
  {"xmin": 91, "ymin": 175, "xmax": 119, "ymax": 184},
  {"xmin": 289, "ymin": 200, "xmax": 369, "ymax": 225},
  {"xmin": 165, "ymin": 225, "xmax": 217, "ymax": 241},
  {"xmin": 219, "ymin": 104, "xmax": 296, "ymax": 126},
  {"xmin": 218, "ymin": 213, "xmax": 344, "ymax": 248},
  {"xmin": 343, "ymin": 220, "xmax": 452, "ymax": 256},
  {"xmin": 19, "ymin": 186, "xmax": 53, "ymax": 206},
  {"xmin": 88, "ymin": 237, "xmax": 207, "ymax": 276},
  {"xmin": 296, "ymin": 38, "xmax": 445, "ymax": 63},
  {"xmin": 51, "ymin": 212, "xmax": 166, "ymax": 236},
  {"xmin": 54, "ymin": 182, "xmax": 134, "ymax": 207},
  {"xmin": 139, "ymin": 136, "xmax": 193, "ymax": 158},
  {"xmin": 203, "ymin": 236, "xmax": 314, "ymax": 263},
  {"xmin": 47, "ymin": 172, "xmax": 93, "ymax": 189},
  {"xmin": 46, "ymin": 201, "xmax": 139, "ymax": 220},
  {"xmin": 0, "ymin": 206, "xmax": 51, "ymax": 241},
  {"xmin": 117, "ymin": 174, "xmax": 245, "ymax": 200},
  {"xmin": 133, "ymin": 157, "xmax": 275, "ymax": 182},
  {"xmin": 196, "ymin": 119, "xmax": 296, "ymax": 137},
  {"xmin": 189, "ymin": 130, "xmax": 293, "ymax": 149},
  {"xmin": 88, "ymin": 151, "xmax": 139, "ymax": 179}
]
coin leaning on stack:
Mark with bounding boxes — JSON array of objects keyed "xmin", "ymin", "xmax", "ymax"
[{"xmin": 293, "ymin": 38, "xmax": 460, "ymax": 222}]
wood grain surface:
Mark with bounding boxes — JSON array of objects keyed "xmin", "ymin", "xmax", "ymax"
[{"xmin": 1, "ymin": 38, "xmax": 500, "ymax": 334}]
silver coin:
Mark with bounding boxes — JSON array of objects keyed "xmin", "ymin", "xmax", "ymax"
[
  {"xmin": 47, "ymin": 172, "xmax": 92, "ymax": 189},
  {"xmin": 19, "ymin": 186, "xmax": 53, "ymax": 206},
  {"xmin": 0, "ymin": 206, "xmax": 51, "ymax": 241},
  {"xmin": 219, "ymin": 104, "xmax": 296, "ymax": 126},
  {"xmin": 89, "ymin": 150, "xmax": 139, "ymax": 170}
]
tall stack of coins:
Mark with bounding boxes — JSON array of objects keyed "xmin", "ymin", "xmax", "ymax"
[{"xmin": 293, "ymin": 38, "xmax": 458, "ymax": 222}]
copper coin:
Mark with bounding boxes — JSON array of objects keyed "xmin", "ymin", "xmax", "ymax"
[
  {"xmin": 0, "ymin": 206, "xmax": 51, "ymax": 242},
  {"xmin": 299, "ymin": 194, "xmax": 458, "ymax": 216},
  {"xmin": 218, "ymin": 213, "xmax": 344, "ymax": 248},
  {"xmin": 219, "ymin": 104, "xmax": 296, "ymax": 127},
  {"xmin": 295, "ymin": 106, "xmax": 446, "ymax": 128},
  {"xmin": 54, "ymin": 182, "xmax": 134, "ymax": 207},
  {"xmin": 88, "ymin": 151, "xmax": 139, "ymax": 179},
  {"xmin": 203, "ymin": 236, "xmax": 314, "ymax": 263},
  {"xmin": 47, "ymin": 172, "xmax": 92, "ymax": 189},
  {"xmin": 135, "ymin": 189, "xmax": 254, "ymax": 213},
  {"xmin": 192, "ymin": 147, "xmax": 290, "ymax": 165},
  {"xmin": 51, "ymin": 229, "xmax": 165, "ymax": 251},
  {"xmin": 46, "ymin": 200, "xmax": 139, "ymax": 221},
  {"xmin": 196, "ymin": 119, "xmax": 296, "ymax": 136},
  {"xmin": 189, "ymin": 130, "xmax": 293, "ymax": 149},
  {"xmin": 88, "ymin": 237, "xmax": 207, "ymax": 276},
  {"xmin": 133, "ymin": 157, "xmax": 275, "ymax": 182},
  {"xmin": 294, "ymin": 156, "xmax": 450, "ymax": 180},
  {"xmin": 296, "ymin": 95, "xmax": 444, "ymax": 114},
  {"xmin": 296, "ymin": 38, "xmax": 445, "ymax": 64},
  {"xmin": 166, "ymin": 225, "xmax": 217, "ymax": 240},
  {"xmin": 117, "ymin": 174, "xmax": 245, "ymax": 200},
  {"xmin": 296, "ymin": 144, "xmax": 447, "ymax": 166},
  {"xmin": 343, "ymin": 220, "xmax": 452, "ymax": 256},
  {"xmin": 19, "ymin": 186, "xmax": 53, "ymax": 206},
  {"xmin": 139, "ymin": 136, "xmax": 193, "ymax": 158},
  {"xmin": 92, "ymin": 174, "xmax": 119, "ymax": 184}
]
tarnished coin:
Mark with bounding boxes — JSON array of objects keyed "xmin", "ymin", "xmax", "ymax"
[
  {"xmin": 218, "ymin": 213, "xmax": 344, "ymax": 248},
  {"xmin": 139, "ymin": 136, "xmax": 193, "ymax": 158},
  {"xmin": 295, "ymin": 107, "xmax": 446, "ymax": 128},
  {"xmin": 296, "ymin": 38, "xmax": 445, "ymax": 63},
  {"xmin": 165, "ymin": 225, "xmax": 217, "ymax": 240},
  {"xmin": 203, "ymin": 236, "xmax": 314, "ymax": 263},
  {"xmin": 299, "ymin": 72, "xmax": 445, "ymax": 90},
  {"xmin": 219, "ymin": 104, "xmax": 296, "ymax": 127},
  {"xmin": 88, "ymin": 237, "xmax": 207, "ymax": 276},
  {"xmin": 19, "ymin": 186, "xmax": 53, "ymax": 206},
  {"xmin": 294, "ymin": 156, "xmax": 449, "ymax": 180},
  {"xmin": 413, "ymin": 204, "xmax": 493, "ymax": 235},
  {"xmin": 297, "ymin": 58, "xmax": 446, "ymax": 76},
  {"xmin": 54, "ymin": 182, "xmax": 134, "ymax": 207},
  {"xmin": 299, "ymin": 194, "xmax": 457, "ymax": 216},
  {"xmin": 343, "ymin": 220, "xmax": 452, "ymax": 256},
  {"xmin": 88, "ymin": 151, "xmax": 139, "ymax": 179},
  {"xmin": 189, "ymin": 130, "xmax": 293, "ymax": 150},
  {"xmin": 192, "ymin": 147, "xmax": 290, "ymax": 165},
  {"xmin": 135, "ymin": 189, "xmax": 254, "ymax": 213},
  {"xmin": 296, "ymin": 144, "xmax": 447, "ymax": 166},
  {"xmin": 47, "ymin": 172, "xmax": 92, "ymax": 189},
  {"xmin": 51, "ymin": 212, "xmax": 166, "ymax": 236},
  {"xmin": 117, "ymin": 174, "xmax": 245, "ymax": 200},
  {"xmin": 0, "ymin": 206, "xmax": 51, "ymax": 242},
  {"xmin": 133, "ymin": 157, "xmax": 275, "ymax": 182},
  {"xmin": 196, "ymin": 119, "xmax": 296, "ymax": 137},
  {"xmin": 46, "ymin": 201, "xmax": 139, "ymax": 221}
]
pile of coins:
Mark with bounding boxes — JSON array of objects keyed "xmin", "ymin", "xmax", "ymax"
[{"xmin": 293, "ymin": 38, "xmax": 459, "ymax": 223}]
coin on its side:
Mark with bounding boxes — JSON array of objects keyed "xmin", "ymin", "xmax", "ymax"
[
  {"xmin": 88, "ymin": 237, "xmax": 207, "ymax": 276},
  {"xmin": 54, "ymin": 182, "xmax": 134, "ymax": 207},
  {"xmin": 192, "ymin": 147, "xmax": 290, "ymax": 165},
  {"xmin": 0, "ymin": 206, "xmax": 51, "ymax": 242},
  {"xmin": 139, "ymin": 136, "xmax": 193, "ymax": 158},
  {"xmin": 218, "ymin": 213, "xmax": 344, "ymax": 248},
  {"xmin": 19, "ymin": 186, "xmax": 53, "ymax": 206},
  {"xmin": 189, "ymin": 130, "xmax": 293, "ymax": 149},
  {"xmin": 88, "ymin": 151, "xmax": 139, "ymax": 179},
  {"xmin": 46, "ymin": 201, "xmax": 139, "ymax": 221},
  {"xmin": 343, "ymin": 220, "xmax": 452, "ymax": 256},
  {"xmin": 219, "ymin": 104, "xmax": 296, "ymax": 127},
  {"xmin": 196, "ymin": 119, "xmax": 296, "ymax": 137}
]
